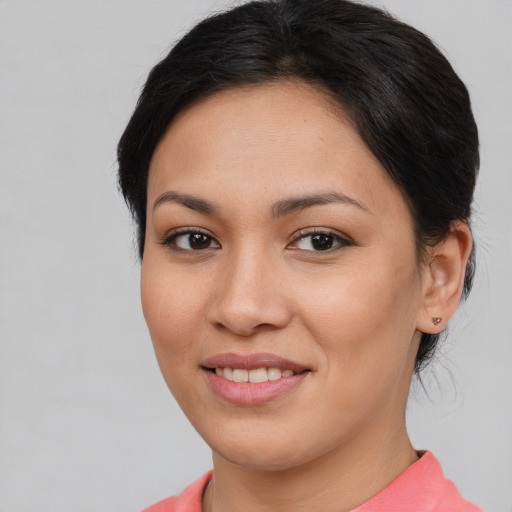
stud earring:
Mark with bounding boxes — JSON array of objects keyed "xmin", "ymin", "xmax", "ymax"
[{"xmin": 432, "ymin": 317, "xmax": 442, "ymax": 326}]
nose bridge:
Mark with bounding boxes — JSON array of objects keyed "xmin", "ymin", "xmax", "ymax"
[{"xmin": 208, "ymin": 240, "xmax": 290, "ymax": 335}]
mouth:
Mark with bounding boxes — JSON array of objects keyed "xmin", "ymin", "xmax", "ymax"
[
  {"xmin": 207, "ymin": 366, "xmax": 297, "ymax": 383},
  {"xmin": 201, "ymin": 353, "xmax": 311, "ymax": 406}
]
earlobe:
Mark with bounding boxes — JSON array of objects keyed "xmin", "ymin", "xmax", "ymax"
[{"xmin": 416, "ymin": 222, "xmax": 473, "ymax": 334}]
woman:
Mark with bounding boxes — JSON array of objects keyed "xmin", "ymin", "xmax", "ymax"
[{"xmin": 118, "ymin": 0, "xmax": 482, "ymax": 510}]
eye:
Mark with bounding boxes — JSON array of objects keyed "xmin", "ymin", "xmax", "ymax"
[
  {"xmin": 161, "ymin": 230, "xmax": 220, "ymax": 251},
  {"xmin": 289, "ymin": 230, "xmax": 351, "ymax": 252}
]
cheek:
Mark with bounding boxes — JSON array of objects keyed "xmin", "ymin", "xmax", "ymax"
[
  {"xmin": 140, "ymin": 263, "xmax": 210, "ymax": 416},
  {"xmin": 299, "ymin": 252, "xmax": 422, "ymax": 374},
  {"xmin": 140, "ymin": 257, "xmax": 203, "ymax": 374}
]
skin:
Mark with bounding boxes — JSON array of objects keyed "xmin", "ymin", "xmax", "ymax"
[{"xmin": 141, "ymin": 81, "xmax": 472, "ymax": 512}]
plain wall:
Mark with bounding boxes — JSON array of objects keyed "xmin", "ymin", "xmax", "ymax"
[{"xmin": 1, "ymin": 1, "xmax": 511, "ymax": 510}]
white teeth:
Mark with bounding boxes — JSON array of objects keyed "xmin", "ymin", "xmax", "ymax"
[
  {"xmin": 214, "ymin": 367, "xmax": 296, "ymax": 382},
  {"xmin": 268, "ymin": 367, "xmax": 282, "ymax": 381},
  {"xmin": 249, "ymin": 368, "xmax": 268, "ymax": 383},
  {"xmin": 233, "ymin": 369, "xmax": 249, "ymax": 382}
]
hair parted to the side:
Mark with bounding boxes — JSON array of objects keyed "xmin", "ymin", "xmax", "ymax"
[{"xmin": 117, "ymin": 0, "xmax": 479, "ymax": 373}]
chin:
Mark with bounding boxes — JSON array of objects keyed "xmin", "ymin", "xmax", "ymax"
[
  {"xmin": 216, "ymin": 446, "xmax": 306, "ymax": 472},
  {"xmin": 205, "ymin": 427, "xmax": 330, "ymax": 472}
]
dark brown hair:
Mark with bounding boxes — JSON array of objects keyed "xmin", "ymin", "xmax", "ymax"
[{"xmin": 118, "ymin": 0, "xmax": 479, "ymax": 372}]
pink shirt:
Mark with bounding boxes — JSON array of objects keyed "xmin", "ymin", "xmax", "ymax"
[{"xmin": 142, "ymin": 452, "xmax": 482, "ymax": 512}]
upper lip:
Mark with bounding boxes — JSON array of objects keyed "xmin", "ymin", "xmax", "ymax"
[{"xmin": 201, "ymin": 352, "xmax": 309, "ymax": 373}]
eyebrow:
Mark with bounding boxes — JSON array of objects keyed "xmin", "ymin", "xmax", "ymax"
[
  {"xmin": 153, "ymin": 191, "xmax": 220, "ymax": 215},
  {"xmin": 152, "ymin": 190, "xmax": 371, "ymax": 217},
  {"xmin": 271, "ymin": 192, "xmax": 371, "ymax": 218}
]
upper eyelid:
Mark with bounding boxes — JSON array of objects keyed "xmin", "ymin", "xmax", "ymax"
[
  {"xmin": 288, "ymin": 227, "xmax": 352, "ymax": 244},
  {"xmin": 160, "ymin": 227, "xmax": 220, "ymax": 246},
  {"xmin": 163, "ymin": 226, "xmax": 214, "ymax": 238}
]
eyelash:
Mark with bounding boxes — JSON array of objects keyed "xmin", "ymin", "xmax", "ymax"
[
  {"xmin": 288, "ymin": 228, "xmax": 353, "ymax": 253},
  {"xmin": 159, "ymin": 227, "xmax": 352, "ymax": 253},
  {"xmin": 159, "ymin": 228, "xmax": 220, "ymax": 252}
]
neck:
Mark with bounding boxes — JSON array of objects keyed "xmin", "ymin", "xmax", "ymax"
[{"xmin": 203, "ymin": 420, "xmax": 418, "ymax": 512}]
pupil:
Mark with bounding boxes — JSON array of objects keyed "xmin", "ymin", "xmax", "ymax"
[
  {"xmin": 312, "ymin": 234, "xmax": 333, "ymax": 251},
  {"xmin": 189, "ymin": 233, "xmax": 210, "ymax": 249}
]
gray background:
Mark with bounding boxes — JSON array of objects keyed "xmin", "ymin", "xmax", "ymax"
[{"xmin": 1, "ymin": 1, "xmax": 510, "ymax": 511}]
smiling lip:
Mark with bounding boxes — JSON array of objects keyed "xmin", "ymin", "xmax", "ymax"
[
  {"xmin": 202, "ymin": 352, "xmax": 308, "ymax": 373},
  {"xmin": 201, "ymin": 352, "xmax": 310, "ymax": 406}
]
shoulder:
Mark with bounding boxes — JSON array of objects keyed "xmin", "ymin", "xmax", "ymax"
[
  {"xmin": 142, "ymin": 495, "xmax": 178, "ymax": 512},
  {"xmin": 352, "ymin": 451, "xmax": 483, "ymax": 512},
  {"xmin": 419, "ymin": 452, "xmax": 483, "ymax": 512},
  {"xmin": 141, "ymin": 471, "xmax": 213, "ymax": 512}
]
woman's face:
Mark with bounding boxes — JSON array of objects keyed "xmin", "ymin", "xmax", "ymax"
[{"xmin": 142, "ymin": 82, "xmax": 426, "ymax": 470}]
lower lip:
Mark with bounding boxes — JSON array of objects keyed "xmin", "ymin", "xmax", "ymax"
[{"xmin": 203, "ymin": 369, "xmax": 309, "ymax": 406}]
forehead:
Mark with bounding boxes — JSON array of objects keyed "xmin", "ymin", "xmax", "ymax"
[{"xmin": 147, "ymin": 81, "xmax": 409, "ymax": 220}]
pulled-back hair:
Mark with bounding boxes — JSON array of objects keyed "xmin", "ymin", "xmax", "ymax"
[{"xmin": 118, "ymin": 0, "xmax": 479, "ymax": 372}]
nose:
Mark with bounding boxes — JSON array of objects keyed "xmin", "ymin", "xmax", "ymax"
[{"xmin": 206, "ymin": 248, "xmax": 292, "ymax": 337}]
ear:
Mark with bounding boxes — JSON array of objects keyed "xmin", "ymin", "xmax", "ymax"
[{"xmin": 416, "ymin": 221, "xmax": 473, "ymax": 334}]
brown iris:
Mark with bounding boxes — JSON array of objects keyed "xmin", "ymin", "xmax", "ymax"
[{"xmin": 188, "ymin": 233, "xmax": 212, "ymax": 250}]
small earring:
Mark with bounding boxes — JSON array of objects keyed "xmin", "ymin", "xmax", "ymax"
[{"xmin": 432, "ymin": 317, "xmax": 442, "ymax": 326}]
